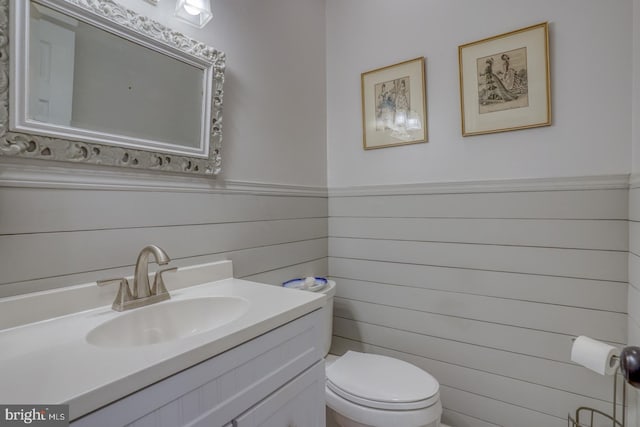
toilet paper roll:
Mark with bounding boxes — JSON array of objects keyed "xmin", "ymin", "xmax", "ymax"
[{"xmin": 571, "ymin": 335, "xmax": 620, "ymax": 376}]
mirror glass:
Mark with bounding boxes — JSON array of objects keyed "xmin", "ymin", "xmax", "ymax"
[
  {"xmin": 28, "ymin": 2, "xmax": 204, "ymax": 151},
  {"xmin": 3, "ymin": 0, "xmax": 225, "ymax": 176}
]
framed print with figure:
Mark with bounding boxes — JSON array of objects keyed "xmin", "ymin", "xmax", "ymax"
[
  {"xmin": 361, "ymin": 57, "xmax": 427, "ymax": 149},
  {"xmin": 458, "ymin": 22, "xmax": 551, "ymax": 136}
]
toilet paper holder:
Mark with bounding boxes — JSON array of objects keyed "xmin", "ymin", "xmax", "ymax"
[{"xmin": 570, "ymin": 337, "xmax": 640, "ymax": 388}]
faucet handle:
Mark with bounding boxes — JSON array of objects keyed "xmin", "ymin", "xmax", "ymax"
[
  {"xmin": 97, "ymin": 278, "xmax": 133, "ymax": 312},
  {"xmin": 152, "ymin": 267, "xmax": 177, "ymax": 296},
  {"xmin": 97, "ymin": 277, "xmax": 126, "ymax": 287}
]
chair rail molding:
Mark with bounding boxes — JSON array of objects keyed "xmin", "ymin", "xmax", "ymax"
[
  {"xmin": 0, "ymin": 157, "xmax": 327, "ymax": 197},
  {"xmin": 328, "ymin": 174, "xmax": 631, "ymax": 197}
]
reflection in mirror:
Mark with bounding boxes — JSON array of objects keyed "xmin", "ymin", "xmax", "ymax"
[
  {"xmin": 1, "ymin": 0, "xmax": 225, "ymax": 176},
  {"xmin": 29, "ymin": 2, "xmax": 203, "ymax": 149}
]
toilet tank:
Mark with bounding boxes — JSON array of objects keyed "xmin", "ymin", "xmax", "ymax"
[
  {"xmin": 282, "ymin": 278, "xmax": 336, "ymax": 356},
  {"xmin": 320, "ymin": 280, "xmax": 336, "ymax": 356}
]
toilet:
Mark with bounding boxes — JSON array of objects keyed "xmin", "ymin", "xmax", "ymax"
[{"xmin": 284, "ymin": 278, "xmax": 444, "ymax": 427}]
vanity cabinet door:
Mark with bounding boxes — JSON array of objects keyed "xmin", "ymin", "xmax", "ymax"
[
  {"xmin": 234, "ymin": 361, "xmax": 325, "ymax": 427},
  {"xmin": 70, "ymin": 310, "xmax": 324, "ymax": 427}
]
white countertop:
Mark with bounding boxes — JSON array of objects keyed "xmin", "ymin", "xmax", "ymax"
[{"xmin": 0, "ymin": 270, "xmax": 325, "ymax": 420}]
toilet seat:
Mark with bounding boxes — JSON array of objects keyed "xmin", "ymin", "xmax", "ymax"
[
  {"xmin": 325, "ymin": 386, "xmax": 442, "ymax": 427},
  {"xmin": 327, "ymin": 381, "xmax": 440, "ymax": 411},
  {"xmin": 326, "ymin": 351, "xmax": 440, "ymax": 411}
]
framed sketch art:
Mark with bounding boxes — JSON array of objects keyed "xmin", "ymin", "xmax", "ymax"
[
  {"xmin": 458, "ymin": 22, "xmax": 551, "ymax": 136},
  {"xmin": 361, "ymin": 57, "xmax": 427, "ymax": 149}
]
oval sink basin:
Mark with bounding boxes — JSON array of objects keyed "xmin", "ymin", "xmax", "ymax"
[{"xmin": 86, "ymin": 297, "xmax": 250, "ymax": 348}]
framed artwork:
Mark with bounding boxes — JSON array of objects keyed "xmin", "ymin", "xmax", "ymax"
[
  {"xmin": 458, "ymin": 22, "xmax": 551, "ymax": 136},
  {"xmin": 361, "ymin": 57, "xmax": 427, "ymax": 149}
]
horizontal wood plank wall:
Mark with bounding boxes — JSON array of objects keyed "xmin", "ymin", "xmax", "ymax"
[
  {"xmin": 0, "ymin": 180, "xmax": 328, "ymax": 297},
  {"xmin": 628, "ymin": 183, "xmax": 640, "ymax": 427},
  {"xmin": 328, "ymin": 179, "xmax": 629, "ymax": 427}
]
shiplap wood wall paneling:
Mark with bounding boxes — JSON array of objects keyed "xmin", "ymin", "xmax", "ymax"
[
  {"xmin": 1, "ymin": 218, "xmax": 327, "ymax": 283},
  {"xmin": 330, "ymin": 188, "xmax": 628, "ymax": 219},
  {"xmin": 0, "ymin": 239, "xmax": 327, "ymax": 297},
  {"xmin": 628, "ymin": 185, "xmax": 640, "ymax": 427},
  {"xmin": 328, "ymin": 184, "xmax": 629, "ymax": 427},
  {"xmin": 330, "ymin": 258, "xmax": 627, "ymax": 312},
  {"xmin": 330, "ymin": 237, "xmax": 626, "ymax": 282},
  {"xmin": 0, "ymin": 185, "xmax": 328, "ymax": 297},
  {"xmin": 0, "ymin": 187, "xmax": 328, "ymax": 233},
  {"xmin": 244, "ymin": 258, "xmax": 328, "ymax": 287},
  {"xmin": 441, "ymin": 409, "xmax": 500, "ymax": 427}
]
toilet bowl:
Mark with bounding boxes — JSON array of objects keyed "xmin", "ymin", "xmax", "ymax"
[
  {"xmin": 285, "ymin": 278, "xmax": 444, "ymax": 427},
  {"xmin": 325, "ymin": 351, "xmax": 442, "ymax": 427}
]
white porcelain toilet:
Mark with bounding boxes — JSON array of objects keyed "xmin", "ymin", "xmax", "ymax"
[{"xmin": 287, "ymin": 278, "xmax": 445, "ymax": 427}]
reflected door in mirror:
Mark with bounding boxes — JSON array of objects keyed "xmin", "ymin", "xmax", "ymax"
[{"xmin": 29, "ymin": 14, "xmax": 75, "ymax": 126}]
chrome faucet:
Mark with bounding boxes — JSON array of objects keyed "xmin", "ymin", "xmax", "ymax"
[{"xmin": 97, "ymin": 245, "xmax": 177, "ymax": 311}]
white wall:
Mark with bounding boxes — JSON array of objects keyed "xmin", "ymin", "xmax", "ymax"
[{"xmin": 326, "ymin": 0, "xmax": 632, "ymax": 187}]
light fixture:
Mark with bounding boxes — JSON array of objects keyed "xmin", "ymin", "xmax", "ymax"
[
  {"xmin": 406, "ymin": 111, "xmax": 422, "ymax": 131},
  {"xmin": 175, "ymin": 0, "xmax": 213, "ymax": 28},
  {"xmin": 390, "ymin": 110, "xmax": 422, "ymax": 140}
]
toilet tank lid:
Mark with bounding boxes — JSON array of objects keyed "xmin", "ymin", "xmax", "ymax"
[
  {"xmin": 326, "ymin": 351, "xmax": 440, "ymax": 405},
  {"xmin": 282, "ymin": 277, "xmax": 327, "ymax": 292},
  {"xmin": 282, "ymin": 278, "xmax": 336, "ymax": 297}
]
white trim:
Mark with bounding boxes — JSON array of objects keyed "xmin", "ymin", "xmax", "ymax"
[
  {"xmin": 328, "ymin": 174, "xmax": 631, "ymax": 197},
  {"xmin": 629, "ymin": 173, "xmax": 640, "ymax": 189},
  {"xmin": 222, "ymin": 179, "xmax": 328, "ymax": 197},
  {"xmin": 0, "ymin": 157, "xmax": 328, "ymax": 197},
  {"xmin": 0, "ymin": 157, "xmax": 627, "ymax": 197}
]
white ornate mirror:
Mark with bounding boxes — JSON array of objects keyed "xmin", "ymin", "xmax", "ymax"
[{"xmin": 1, "ymin": 0, "xmax": 225, "ymax": 175}]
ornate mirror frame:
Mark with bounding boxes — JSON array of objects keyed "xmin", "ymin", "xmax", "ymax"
[{"xmin": 0, "ymin": 0, "xmax": 225, "ymax": 176}]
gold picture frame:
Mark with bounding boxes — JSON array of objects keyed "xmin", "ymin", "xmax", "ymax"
[
  {"xmin": 458, "ymin": 22, "xmax": 551, "ymax": 136},
  {"xmin": 361, "ymin": 57, "xmax": 427, "ymax": 149}
]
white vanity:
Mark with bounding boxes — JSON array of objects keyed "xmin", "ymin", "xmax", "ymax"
[{"xmin": 0, "ymin": 261, "xmax": 326, "ymax": 426}]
